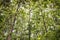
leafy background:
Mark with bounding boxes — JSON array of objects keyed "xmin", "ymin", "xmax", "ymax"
[{"xmin": 0, "ymin": 0, "xmax": 60, "ymax": 40}]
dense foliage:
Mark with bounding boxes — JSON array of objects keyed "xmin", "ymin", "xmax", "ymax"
[{"xmin": 0, "ymin": 0, "xmax": 60, "ymax": 40}]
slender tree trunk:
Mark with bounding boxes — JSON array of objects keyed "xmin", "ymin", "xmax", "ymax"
[
  {"xmin": 28, "ymin": 3, "xmax": 31, "ymax": 40},
  {"xmin": 7, "ymin": 24, "xmax": 13, "ymax": 40},
  {"xmin": 28, "ymin": 13, "xmax": 31, "ymax": 40},
  {"xmin": 6, "ymin": 0, "xmax": 20, "ymax": 40},
  {"xmin": 6, "ymin": 14, "xmax": 16, "ymax": 40},
  {"xmin": 28, "ymin": 23, "xmax": 31, "ymax": 40}
]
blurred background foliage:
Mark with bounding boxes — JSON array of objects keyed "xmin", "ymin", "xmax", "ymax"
[{"xmin": 0, "ymin": 0, "xmax": 60, "ymax": 40}]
